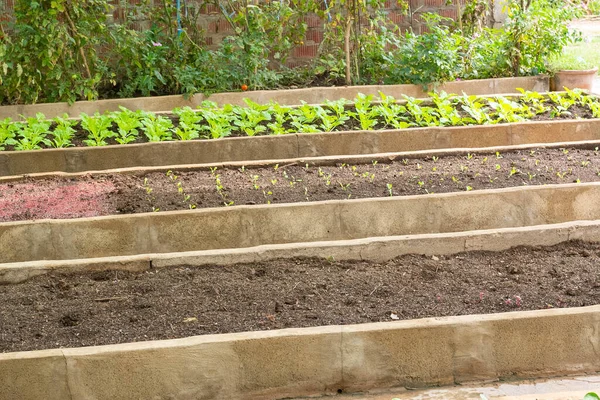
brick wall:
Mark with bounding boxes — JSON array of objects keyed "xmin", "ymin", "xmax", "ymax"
[{"xmin": 1, "ymin": 0, "xmax": 470, "ymax": 65}]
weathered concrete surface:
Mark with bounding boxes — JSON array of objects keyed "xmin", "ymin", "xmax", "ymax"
[
  {"xmin": 2, "ymin": 118, "xmax": 600, "ymax": 176},
  {"xmin": 3, "ymin": 219, "xmax": 597, "ymax": 284},
  {"xmin": 0, "ymin": 306, "xmax": 598, "ymax": 400},
  {"xmin": 0, "ymin": 76, "xmax": 548, "ymax": 120},
  {"xmin": 1, "ymin": 183, "xmax": 600, "ymax": 265},
  {"xmin": 0, "ymin": 349, "xmax": 71, "ymax": 400},
  {"xmin": 4, "ymin": 138, "xmax": 600, "ymax": 183}
]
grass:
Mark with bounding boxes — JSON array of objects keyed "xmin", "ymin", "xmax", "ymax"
[{"xmin": 553, "ymin": 36, "xmax": 600, "ymax": 75}]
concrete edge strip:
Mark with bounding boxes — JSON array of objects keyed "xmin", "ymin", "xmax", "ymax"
[
  {"xmin": 0, "ymin": 304, "xmax": 598, "ymax": 400},
  {"xmin": 2, "ymin": 219, "xmax": 599, "ymax": 284},
  {"xmin": 0, "ymin": 76, "xmax": 548, "ymax": 119},
  {"xmin": 2, "ymin": 138, "xmax": 600, "ymax": 182}
]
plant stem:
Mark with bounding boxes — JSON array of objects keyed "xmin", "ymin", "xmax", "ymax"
[{"xmin": 64, "ymin": 6, "xmax": 92, "ymax": 80}]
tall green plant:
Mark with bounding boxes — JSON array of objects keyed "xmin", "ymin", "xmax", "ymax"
[
  {"xmin": 503, "ymin": 0, "xmax": 582, "ymax": 76},
  {"xmin": 0, "ymin": 0, "xmax": 110, "ymax": 104}
]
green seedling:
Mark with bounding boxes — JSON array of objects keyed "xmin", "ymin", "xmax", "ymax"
[{"xmin": 81, "ymin": 112, "xmax": 114, "ymax": 147}]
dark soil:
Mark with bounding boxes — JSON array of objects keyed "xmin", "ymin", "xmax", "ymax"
[
  {"xmin": 2, "ymin": 146, "xmax": 600, "ymax": 221},
  {"xmin": 1, "ymin": 240, "xmax": 599, "ymax": 353},
  {"xmin": 2, "ymin": 99, "xmax": 597, "ymax": 151}
]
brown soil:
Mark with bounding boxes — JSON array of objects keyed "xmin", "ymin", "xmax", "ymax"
[
  {"xmin": 2, "ymin": 101, "xmax": 597, "ymax": 151},
  {"xmin": 1, "ymin": 240, "xmax": 598, "ymax": 353},
  {"xmin": 2, "ymin": 146, "xmax": 600, "ymax": 221}
]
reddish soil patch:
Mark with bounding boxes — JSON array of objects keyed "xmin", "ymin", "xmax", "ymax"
[
  {"xmin": 2, "ymin": 146, "xmax": 600, "ymax": 221},
  {"xmin": 1, "ymin": 240, "xmax": 598, "ymax": 353},
  {"xmin": 0, "ymin": 179, "xmax": 116, "ymax": 221}
]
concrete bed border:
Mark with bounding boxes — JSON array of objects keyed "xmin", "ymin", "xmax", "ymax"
[
  {"xmin": 0, "ymin": 76, "xmax": 548, "ymax": 120},
  {"xmin": 2, "ymin": 138, "xmax": 600, "ymax": 183},
  {"xmin": 1, "ymin": 305, "xmax": 598, "ymax": 400},
  {"xmin": 2, "ymin": 117, "xmax": 600, "ymax": 176},
  {"xmin": 2, "ymin": 182, "xmax": 600, "ymax": 265},
  {"xmin": 2, "ymin": 220, "xmax": 600, "ymax": 284}
]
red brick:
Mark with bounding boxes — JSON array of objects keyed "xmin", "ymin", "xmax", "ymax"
[
  {"xmin": 305, "ymin": 14, "xmax": 323, "ymax": 28},
  {"xmin": 423, "ymin": 0, "xmax": 445, "ymax": 6},
  {"xmin": 217, "ymin": 19, "xmax": 232, "ymax": 33},
  {"xmin": 440, "ymin": 8, "xmax": 457, "ymax": 19},
  {"xmin": 293, "ymin": 44, "xmax": 319, "ymax": 58},
  {"xmin": 305, "ymin": 29, "xmax": 324, "ymax": 44},
  {"xmin": 388, "ymin": 11, "xmax": 406, "ymax": 24}
]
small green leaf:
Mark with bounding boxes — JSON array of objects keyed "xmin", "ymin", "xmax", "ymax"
[{"xmin": 584, "ymin": 393, "xmax": 600, "ymax": 400}]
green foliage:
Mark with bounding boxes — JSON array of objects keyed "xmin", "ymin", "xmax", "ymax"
[
  {"xmin": 502, "ymin": 0, "xmax": 583, "ymax": 76},
  {"xmin": 383, "ymin": 14, "xmax": 464, "ymax": 86},
  {"xmin": 584, "ymin": 392, "xmax": 600, "ymax": 400},
  {"xmin": 112, "ymin": 107, "xmax": 144, "ymax": 144},
  {"xmin": 0, "ymin": 0, "xmax": 109, "ymax": 104},
  {"xmin": 1, "ymin": 91, "xmax": 599, "ymax": 152},
  {"xmin": 0, "ymin": 117, "xmax": 18, "ymax": 150},
  {"xmin": 0, "ymin": 0, "xmax": 589, "ymax": 106},
  {"xmin": 141, "ymin": 114, "xmax": 174, "ymax": 142},
  {"xmin": 81, "ymin": 112, "xmax": 114, "ymax": 146},
  {"xmin": 51, "ymin": 114, "xmax": 76, "ymax": 148}
]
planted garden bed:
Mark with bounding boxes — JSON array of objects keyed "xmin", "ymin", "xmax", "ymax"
[
  {"xmin": 2, "ymin": 146, "xmax": 599, "ymax": 221},
  {"xmin": 1, "ymin": 239, "xmax": 598, "ymax": 353},
  {"xmin": 1, "ymin": 90, "xmax": 598, "ymax": 151}
]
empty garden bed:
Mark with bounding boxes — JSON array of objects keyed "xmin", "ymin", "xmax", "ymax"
[{"xmin": 1, "ymin": 240, "xmax": 598, "ymax": 353}]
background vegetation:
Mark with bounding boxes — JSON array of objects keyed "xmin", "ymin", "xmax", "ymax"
[{"xmin": 0, "ymin": 0, "xmax": 586, "ymax": 105}]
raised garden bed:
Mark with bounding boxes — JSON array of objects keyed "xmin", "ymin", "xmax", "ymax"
[
  {"xmin": 1, "ymin": 91, "xmax": 598, "ymax": 151},
  {"xmin": 1, "ymin": 182, "xmax": 600, "ymax": 264},
  {"xmin": 1, "ymin": 240, "xmax": 598, "ymax": 354},
  {"xmin": 1, "ymin": 91, "xmax": 600, "ymax": 176},
  {"xmin": 2, "ymin": 146, "xmax": 599, "ymax": 221}
]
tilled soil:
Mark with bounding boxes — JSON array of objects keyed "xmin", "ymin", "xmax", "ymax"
[
  {"xmin": 1, "ymin": 240, "xmax": 599, "ymax": 353},
  {"xmin": 2, "ymin": 146, "xmax": 600, "ymax": 221}
]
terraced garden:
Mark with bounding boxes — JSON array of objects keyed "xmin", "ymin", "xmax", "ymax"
[{"xmin": 1, "ymin": 86, "xmax": 600, "ymax": 400}]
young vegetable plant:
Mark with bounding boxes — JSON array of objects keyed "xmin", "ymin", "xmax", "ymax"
[
  {"xmin": 430, "ymin": 91, "xmax": 463, "ymax": 126},
  {"xmin": 289, "ymin": 101, "xmax": 320, "ymax": 133},
  {"xmin": 199, "ymin": 101, "xmax": 234, "ymax": 139},
  {"xmin": 266, "ymin": 102, "xmax": 292, "ymax": 135},
  {"xmin": 141, "ymin": 114, "xmax": 174, "ymax": 142},
  {"xmin": 166, "ymin": 170, "xmax": 196, "ymax": 209},
  {"xmin": 349, "ymin": 93, "xmax": 379, "ymax": 130},
  {"xmin": 81, "ymin": 112, "xmax": 115, "ymax": 146},
  {"xmin": 233, "ymin": 99, "xmax": 272, "ymax": 136},
  {"xmin": 112, "ymin": 107, "xmax": 144, "ymax": 144},
  {"xmin": 0, "ymin": 117, "xmax": 18, "ymax": 150},
  {"xmin": 51, "ymin": 114, "xmax": 76, "ymax": 148},
  {"xmin": 374, "ymin": 92, "xmax": 412, "ymax": 129},
  {"xmin": 15, "ymin": 113, "xmax": 52, "ymax": 150}
]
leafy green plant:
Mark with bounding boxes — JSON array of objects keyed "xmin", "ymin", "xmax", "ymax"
[
  {"xmin": 374, "ymin": 93, "xmax": 412, "ymax": 129},
  {"xmin": 584, "ymin": 392, "xmax": 599, "ymax": 400},
  {"xmin": 198, "ymin": 102, "xmax": 235, "ymax": 139},
  {"xmin": 81, "ymin": 112, "xmax": 114, "ymax": 146},
  {"xmin": 112, "ymin": 107, "xmax": 144, "ymax": 145},
  {"xmin": 233, "ymin": 99, "xmax": 272, "ymax": 136},
  {"xmin": 14, "ymin": 113, "xmax": 52, "ymax": 150},
  {"xmin": 289, "ymin": 102, "xmax": 320, "ymax": 133},
  {"xmin": 502, "ymin": 0, "xmax": 583, "ymax": 76},
  {"xmin": 51, "ymin": 114, "xmax": 76, "ymax": 148},
  {"xmin": 141, "ymin": 114, "xmax": 174, "ymax": 142},
  {"xmin": 0, "ymin": 118, "xmax": 18, "ymax": 150},
  {"xmin": 350, "ymin": 93, "xmax": 378, "ymax": 130},
  {"xmin": 173, "ymin": 106, "xmax": 202, "ymax": 141}
]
